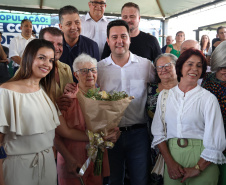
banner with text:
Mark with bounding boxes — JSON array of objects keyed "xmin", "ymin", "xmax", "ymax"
[{"xmin": 0, "ymin": 13, "xmax": 59, "ymax": 46}]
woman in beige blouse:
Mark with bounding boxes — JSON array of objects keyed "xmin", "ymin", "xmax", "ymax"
[{"xmin": 0, "ymin": 39, "xmax": 87, "ymax": 185}]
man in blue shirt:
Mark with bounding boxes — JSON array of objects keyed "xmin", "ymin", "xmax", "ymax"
[
  {"xmin": 59, "ymin": 5, "xmax": 99, "ymax": 81},
  {"xmin": 161, "ymin": 35, "xmax": 173, "ymax": 53}
]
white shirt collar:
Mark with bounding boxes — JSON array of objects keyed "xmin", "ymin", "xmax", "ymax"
[
  {"xmin": 175, "ymin": 84, "xmax": 201, "ymax": 97},
  {"xmin": 18, "ymin": 34, "xmax": 35, "ymax": 40},
  {"xmin": 85, "ymin": 12, "xmax": 108, "ymax": 22},
  {"xmin": 104, "ymin": 52, "xmax": 139, "ymax": 67}
]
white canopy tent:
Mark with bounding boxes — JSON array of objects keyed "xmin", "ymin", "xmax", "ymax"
[
  {"xmin": 0, "ymin": 0, "xmax": 225, "ymax": 19},
  {"xmin": 0, "ymin": 0, "xmax": 225, "ymax": 44}
]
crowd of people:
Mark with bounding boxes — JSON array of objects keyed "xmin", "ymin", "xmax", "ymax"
[{"xmin": 0, "ymin": 1, "xmax": 225, "ymax": 185}]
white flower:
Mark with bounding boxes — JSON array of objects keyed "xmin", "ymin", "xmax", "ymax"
[{"xmin": 99, "ymin": 91, "xmax": 109, "ymax": 99}]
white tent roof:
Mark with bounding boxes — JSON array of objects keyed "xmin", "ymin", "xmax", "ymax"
[{"xmin": 0, "ymin": 0, "xmax": 225, "ymax": 19}]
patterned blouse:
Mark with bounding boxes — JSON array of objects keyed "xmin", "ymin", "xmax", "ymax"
[
  {"xmin": 201, "ymin": 72, "xmax": 226, "ymax": 127},
  {"xmin": 146, "ymin": 83, "xmax": 160, "ymax": 122}
]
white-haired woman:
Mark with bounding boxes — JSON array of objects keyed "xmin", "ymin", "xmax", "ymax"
[
  {"xmin": 201, "ymin": 41, "xmax": 226, "ymax": 185},
  {"xmin": 55, "ymin": 53, "xmax": 119, "ymax": 185},
  {"xmin": 146, "ymin": 53, "xmax": 178, "ymax": 120}
]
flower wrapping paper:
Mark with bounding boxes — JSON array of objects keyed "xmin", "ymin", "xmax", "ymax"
[{"xmin": 76, "ymin": 90, "xmax": 134, "ymax": 136}]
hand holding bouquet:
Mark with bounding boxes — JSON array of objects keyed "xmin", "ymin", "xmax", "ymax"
[{"xmin": 76, "ymin": 88, "xmax": 134, "ymax": 176}]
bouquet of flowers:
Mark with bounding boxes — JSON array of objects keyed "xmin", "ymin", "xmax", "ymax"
[{"xmin": 76, "ymin": 88, "xmax": 134, "ymax": 176}]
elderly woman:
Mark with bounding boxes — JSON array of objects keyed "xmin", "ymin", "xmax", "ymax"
[
  {"xmin": 147, "ymin": 53, "xmax": 178, "ymax": 185},
  {"xmin": 201, "ymin": 41, "xmax": 226, "ymax": 185},
  {"xmin": 0, "ymin": 39, "xmax": 81, "ymax": 185},
  {"xmin": 152, "ymin": 48, "xmax": 226, "ymax": 185},
  {"xmin": 55, "ymin": 53, "xmax": 119, "ymax": 185},
  {"xmin": 147, "ymin": 53, "xmax": 178, "ymax": 120},
  {"xmin": 165, "ymin": 31, "xmax": 185, "ymax": 57}
]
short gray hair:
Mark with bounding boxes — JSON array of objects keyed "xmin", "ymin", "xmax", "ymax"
[
  {"xmin": 73, "ymin": 53, "xmax": 97, "ymax": 72},
  {"xmin": 154, "ymin": 53, "xmax": 178, "ymax": 83},
  {"xmin": 211, "ymin": 41, "xmax": 226, "ymax": 72},
  {"xmin": 154, "ymin": 53, "xmax": 177, "ymax": 67}
]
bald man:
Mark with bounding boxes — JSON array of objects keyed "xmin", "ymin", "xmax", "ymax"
[
  {"xmin": 180, "ymin": 39, "xmax": 200, "ymax": 54},
  {"xmin": 161, "ymin": 35, "xmax": 174, "ymax": 53}
]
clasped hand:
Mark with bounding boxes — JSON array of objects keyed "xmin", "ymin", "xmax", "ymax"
[
  {"xmin": 167, "ymin": 161, "xmax": 200, "ymax": 183},
  {"xmin": 103, "ymin": 127, "xmax": 121, "ymax": 143}
]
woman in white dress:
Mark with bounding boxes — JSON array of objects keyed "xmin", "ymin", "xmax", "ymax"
[
  {"xmin": 151, "ymin": 48, "xmax": 226, "ymax": 185},
  {"xmin": 0, "ymin": 39, "xmax": 82, "ymax": 185}
]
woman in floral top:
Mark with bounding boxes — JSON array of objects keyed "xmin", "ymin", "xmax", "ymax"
[
  {"xmin": 147, "ymin": 53, "xmax": 178, "ymax": 122},
  {"xmin": 201, "ymin": 41, "xmax": 226, "ymax": 185},
  {"xmin": 146, "ymin": 53, "xmax": 178, "ymax": 184}
]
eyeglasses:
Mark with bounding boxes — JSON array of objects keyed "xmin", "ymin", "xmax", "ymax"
[
  {"xmin": 90, "ymin": 1, "xmax": 106, "ymax": 7},
  {"xmin": 76, "ymin": 67, "xmax": 97, "ymax": 75},
  {"xmin": 156, "ymin": 62, "xmax": 172, "ymax": 72}
]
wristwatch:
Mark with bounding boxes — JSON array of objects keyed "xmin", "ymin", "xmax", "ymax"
[{"xmin": 194, "ymin": 164, "xmax": 202, "ymax": 172}]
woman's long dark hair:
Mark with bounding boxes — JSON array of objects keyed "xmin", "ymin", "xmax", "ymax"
[
  {"xmin": 200, "ymin": 35, "xmax": 210, "ymax": 52},
  {"xmin": 9, "ymin": 39, "xmax": 56, "ymax": 104}
]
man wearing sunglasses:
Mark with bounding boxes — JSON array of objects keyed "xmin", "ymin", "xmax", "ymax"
[{"xmin": 81, "ymin": 0, "xmax": 108, "ymax": 57}]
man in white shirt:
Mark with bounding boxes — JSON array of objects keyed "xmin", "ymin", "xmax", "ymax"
[
  {"xmin": 80, "ymin": 0, "xmax": 108, "ymax": 57},
  {"xmin": 97, "ymin": 20, "xmax": 155, "ymax": 185},
  {"xmin": 9, "ymin": 19, "xmax": 35, "ymax": 73}
]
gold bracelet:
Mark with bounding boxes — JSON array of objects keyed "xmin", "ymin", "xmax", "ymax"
[{"xmin": 194, "ymin": 164, "xmax": 202, "ymax": 172}]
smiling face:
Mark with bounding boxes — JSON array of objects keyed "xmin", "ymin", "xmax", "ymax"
[
  {"xmin": 43, "ymin": 32, "xmax": 63, "ymax": 61},
  {"xmin": 31, "ymin": 47, "xmax": 54, "ymax": 79},
  {"xmin": 59, "ymin": 13, "xmax": 81, "ymax": 43},
  {"xmin": 156, "ymin": 56, "xmax": 177, "ymax": 82},
  {"xmin": 107, "ymin": 26, "xmax": 130, "ymax": 57},
  {"xmin": 180, "ymin": 55, "xmax": 203, "ymax": 85},
  {"xmin": 74, "ymin": 62, "xmax": 97, "ymax": 90},
  {"xmin": 88, "ymin": 0, "xmax": 106, "ymax": 20}
]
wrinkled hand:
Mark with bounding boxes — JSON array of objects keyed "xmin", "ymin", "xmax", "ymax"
[
  {"xmin": 166, "ymin": 160, "xmax": 185, "ymax": 180},
  {"xmin": 56, "ymin": 94, "xmax": 73, "ymax": 111},
  {"xmin": 64, "ymin": 82, "xmax": 77, "ymax": 94},
  {"xmin": 181, "ymin": 167, "xmax": 200, "ymax": 183},
  {"xmin": 103, "ymin": 127, "xmax": 121, "ymax": 143},
  {"xmin": 65, "ymin": 158, "xmax": 81, "ymax": 177}
]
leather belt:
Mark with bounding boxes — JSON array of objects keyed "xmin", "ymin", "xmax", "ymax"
[
  {"xmin": 119, "ymin": 124, "xmax": 146, "ymax": 132},
  {"xmin": 177, "ymin": 138, "xmax": 188, "ymax": 148}
]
